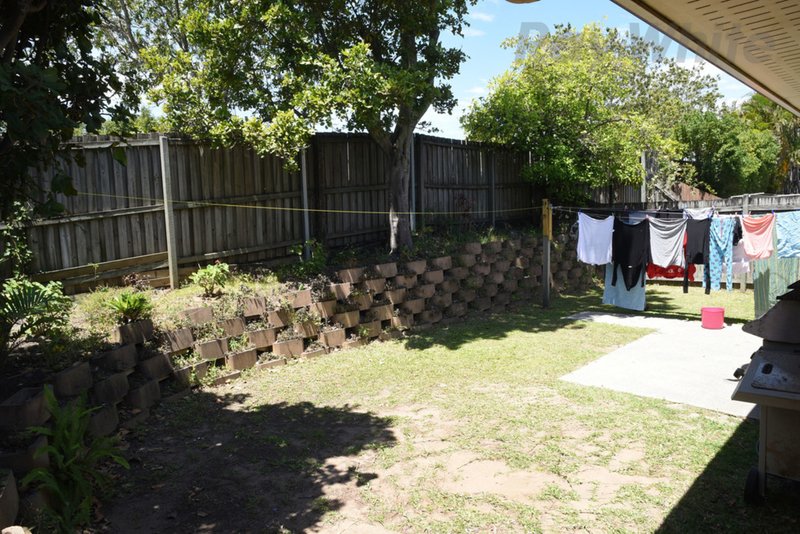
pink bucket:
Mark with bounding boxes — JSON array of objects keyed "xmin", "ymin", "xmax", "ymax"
[{"xmin": 701, "ymin": 307, "xmax": 725, "ymax": 329}]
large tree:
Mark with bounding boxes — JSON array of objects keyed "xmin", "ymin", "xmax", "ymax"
[
  {"xmin": 461, "ymin": 24, "xmax": 719, "ymax": 203},
  {"xmin": 0, "ymin": 0, "xmax": 135, "ymax": 221},
  {"xmin": 102, "ymin": 0, "xmax": 476, "ymax": 253}
]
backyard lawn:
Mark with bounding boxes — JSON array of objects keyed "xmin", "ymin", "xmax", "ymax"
[{"xmin": 99, "ymin": 284, "xmax": 799, "ymax": 533}]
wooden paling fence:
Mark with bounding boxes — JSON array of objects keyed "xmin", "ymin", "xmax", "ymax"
[{"xmin": 27, "ymin": 133, "xmax": 539, "ymax": 290}]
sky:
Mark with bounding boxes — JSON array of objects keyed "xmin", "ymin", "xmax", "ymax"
[{"xmin": 424, "ymin": 0, "xmax": 756, "ymax": 139}]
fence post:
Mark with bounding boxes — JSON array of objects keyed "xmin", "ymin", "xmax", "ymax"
[
  {"xmin": 159, "ymin": 136, "xmax": 180, "ymax": 289},
  {"xmin": 487, "ymin": 149, "xmax": 496, "ymax": 227},
  {"xmin": 300, "ymin": 148, "xmax": 311, "ymax": 259},
  {"xmin": 410, "ymin": 135, "xmax": 416, "ymax": 232}
]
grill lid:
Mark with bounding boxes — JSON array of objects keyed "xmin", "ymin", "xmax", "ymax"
[{"xmin": 743, "ymin": 281, "xmax": 800, "ymax": 344}]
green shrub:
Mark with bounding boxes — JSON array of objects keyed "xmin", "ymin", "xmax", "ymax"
[
  {"xmin": 289, "ymin": 240, "xmax": 327, "ymax": 277},
  {"xmin": 0, "ymin": 277, "xmax": 72, "ymax": 364},
  {"xmin": 22, "ymin": 388, "xmax": 129, "ymax": 533},
  {"xmin": 189, "ymin": 262, "xmax": 231, "ymax": 296},
  {"xmin": 107, "ymin": 291, "xmax": 153, "ymax": 325}
]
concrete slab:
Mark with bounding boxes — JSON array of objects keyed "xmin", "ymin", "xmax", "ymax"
[{"xmin": 561, "ymin": 312, "xmax": 761, "ymax": 418}]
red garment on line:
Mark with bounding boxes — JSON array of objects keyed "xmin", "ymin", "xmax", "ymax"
[{"xmin": 647, "ymin": 263, "xmax": 696, "ymax": 282}]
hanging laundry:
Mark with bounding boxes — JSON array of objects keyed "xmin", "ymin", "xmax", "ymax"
[
  {"xmin": 647, "ymin": 263, "xmax": 696, "ymax": 281},
  {"xmin": 577, "ymin": 212, "xmax": 613, "ymax": 265},
  {"xmin": 611, "ymin": 218, "xmax": 650, "ymax": 291},
  {"xmin": 730, "ymin": 241, "xmax": 750, "ymax": 276},
  {"xmin": 683, "ymin": 207, "xmax": 714, "ymax": 220},
  {"xmin": 708, "ymin": 217, "xmax": 735, "ymax": 291},
  {"xmin": 753, "ymin": 230, "xmax": 800, "ymax": 318},
  {"xmin": 648, "ymin": 217, "xmax": 687, "ymax": 268},
  {"xmin": 742, "ymin": 213, "xmax": 776, "ymax": 260},
  {"xmin": 683, "ymin": 218, "xmax": 711, "ymax": 294},
  {"xmin": 603, "ymin": 264, "xmax": 646, "ymax": 311},
  {"xmin": 625, "ymin": 211, "xmax": 649, "ymax": 224},
  {"xmin": 732, "ymin": 216, "xmax": 743, "ymax": 246},
  {"xmin": 776, "ymin": 211, "xmax": 800, "ymax": 258},
  {"xmin": 654, "ymin": 209, "xmax": 684, "ymax": 219}
]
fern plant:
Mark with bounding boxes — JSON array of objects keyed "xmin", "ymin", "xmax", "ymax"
[
  {"xmin": 21, "ymin": 388, "xmax": 129, "ymax": 533},
  {"xmin": 189, "ymin": 262, "xmax": 231, "ymax": 296},
  {"xmin": 107, "ymin": 291, "xmax": 153, "ymax": 325},
  {"xmin": 0, "ymin": 277, "xmax": 72, "ymax": 364}
]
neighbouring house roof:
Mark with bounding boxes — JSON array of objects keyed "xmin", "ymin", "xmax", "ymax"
[{"xmin": 609, "ymin": 0, "xmax": 800, "ymax": 117}]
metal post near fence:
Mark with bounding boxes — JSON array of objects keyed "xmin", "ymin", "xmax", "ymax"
[
  {"xmin": 542, "ymin": 198, "xmax": 552, "ymax": 308},
  {"xmin": 159, "ymin": 136, "xmax": 180, "ymax": 289}
]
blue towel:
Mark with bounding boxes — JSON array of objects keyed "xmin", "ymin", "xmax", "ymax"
[
  {"xmin": 776, "ymin": 212, "xmax": 800, "ymax": 258},
  {"xmin": 603, "ymin": 264, "xmax": 646, "ymax": 311}
]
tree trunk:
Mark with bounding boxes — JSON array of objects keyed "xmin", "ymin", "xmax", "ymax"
[{"xmin": 387, "ymin": 140, "xmax": 413, "ymax": 255}]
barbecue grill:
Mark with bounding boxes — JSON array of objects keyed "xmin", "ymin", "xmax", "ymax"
[{"xmin": 732, "ymin": 280, "xmax": 800, "ymax": 503}]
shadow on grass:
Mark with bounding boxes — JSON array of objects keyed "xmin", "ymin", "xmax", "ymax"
[
  {"xmin": 658, "ymin": 419, "xmax": 800, "ymax": 533},
  {"xmin": 100, "ymin": 392, "xmax": 395, "ymax": 533}
]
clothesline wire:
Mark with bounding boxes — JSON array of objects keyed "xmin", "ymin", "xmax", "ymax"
[{"xmin": 551, "ymin": 205, "xmax": 799, "ymax": 216}]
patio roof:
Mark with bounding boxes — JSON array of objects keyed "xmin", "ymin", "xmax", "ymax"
[{"xmin": 609, "ymin": 0, "xmax": 800, "ymax": 116}]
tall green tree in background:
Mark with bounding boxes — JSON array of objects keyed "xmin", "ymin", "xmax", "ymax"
[
  {"xmin": 102, "ymin": 0, "xmax": 476, "ymax": 253},
  {"xmin": 742, "ymin": 94, "xmax": 800, "ymax": 183},
  {"xmin": 461, "ymin": 24, "xmax": 719, "ymax": 203},
  {"xmin": 0, "ymin": 0, "xmax": 135, "ymax": 222}
]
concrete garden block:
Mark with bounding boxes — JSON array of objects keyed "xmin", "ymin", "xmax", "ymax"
[
  {"xmin": 559, "ymin": 260, "xmax": 573, "ymax": 272},
  {"xmin": 520, "ymin": 276, "xmax": 538, "ymax": 289},
  {"xmin": 494, "ymin": 293, "xmax": 511, "ymax": 306},
  {"xmin": 471, "ymin": 297, "xmax": 491, "ymax": 311},
  {"xmin": 195, "ymin": 338, "xmax": 228, "ymax": 361},
  {"xmin": 294, "ymin": 322, "xmax": 320, "ymax": 338},
  {"xmin": 508, "ymin": 267, "xmax": 524, "ymax": 280},
  {"xmin": 53, "ymin": 361, "xmax": 92, "ymax": 398},
  {"xmin": 226, "ymin": 348, "xmax": 257, "ymax": 371},
  {"xmin": 165, "ymin": 328, "xmax": 193, "ymax": 354},
  {"xmin": 520, "ymin": 247, "xmax": 534, "ymax": 258},
  {"xmin": 361, "ymin": 277, "xmax": 386, "ymax": 294},
  {"xmin": 463, "ymin": 242, "xmax": 482, "ymax": 255},
  {"xmin": 391, "ymin": 314, "xmax": 414, "ymax": 330},
  {"xmin": 384, "ymin": 288, "xmax": 406, "ymax": 305},
  {"xmin": 423, "ymin": 270, "xmax": 444, "ymax": 285},
  {"xmin": 414, "ymin": 284, "xmax": 435, "ymax": 299},
  {"xmin": 448, "ymin": 266, "xmax": 469, "ymax": 280},
  {"xmin": 440, "ymin": 279, "xmax": 460, "ymax": 294},
  {"xmin": 96, "ymin": 344, "xmax": 137, "ymax": 372},
  {"xmin": 456, "ymin": 288, "xmax": 476, "ymax": 303},
  {"xmin": 319, "ymin": 328, "xmax": 346, "ymax": 348},
  {"xmin": 479, "ymin": 253, "xmax": 497, "ymax": 264},
  {"xmin": 125, "ymin": 379, "xmax": 161, "ymax": 411},
  {"xmin": 514, "ymin": 257, "xmax": 530, "ymax": 269},
  {"xmin": 211, "ymin": 371, "xmax": 241, "ymax": 387},
  {"xmin": 0, "ymin": 436, "xmax": 48, "ymax": 476},
  {"xmin": 431, "ymin": 293, "xmax": 452, "ymax": 308},
  {"xmin": 481, "ymin": 284, "xmax": 499, "ymax": 298},
  {"xmin": 290, "ymin": 289, "xmax": 312, "ymax": 308},
  {"xmin": 370, "ymin": 303, "xmax": 393, "ymax": 321},
  {"xmin": 338, "ymin": 267, "xmax": 364, "ymax": 283},
  {"xmin": 311, "ymin": 300, "xmax": 337, "ymax": 319},
  {"xmin": 554, "ymin": 271, "xmax": 568, "ymax": 282},
  {"xmin": 256, "ymin": 358, "xmax": 286, "ymax": 371},
  {"xmin": 430, "ymin": 256, "xmax": 452, "ymax": 270},
  {"xmin": 174, "ymin": 361, "xmax": 208, "ymax": 388},
  {"xmin": 505, "ymin": 239, "xmax": 521, "ymax": 250},
  {"xmin": 529, "ymin": 265, "xmax": 543, "ymax": 277},
  {"xmin": 360, "ymin": 320, "xmax": 382, "ymax": 338},
  {"xmin": 303, "ymin": 347, "xmax": 327, "ymax": 359},
  {"xmin": 87, "ymin": 404, "xmax": 119, "ymax": 438},
  {"xmin": 334, "ymin": 310, "xmax": 360, "ymax": 328},
  {"xmin": 457, "ymin": 254, "xmax": 477, "ymax": 268},
  {"xmin": 0, "ymin": 470, "xmax": 19, "ymax": 529},
  {"xmin": 272, "ymin": 338, "xmax": 303, "ymax": 357},
  {"xmin": 182, "ymin": 306, "xmax": 214, "ymax": 325},
  {"xmin": 330, "ymin": 282, "xmax": 352, "ymax": 300},
  {"xmin": 404, "ymin": 260, "xmax": 427, "ymax": 275},
  {"xmin": 138, "ymin": 353, "xmax": 173, "ymax": 381},
  {"xmin": 447, "ymin": 302, "xmax": 468, "ymax": 317},
  {"xmin": 379, "ymin": 329, "xmax": 403, "ymax": 341},
  {"xmin": 221, "ymin": 317, "xmax": 246, "ymax": 337},
  {"xmin": 494, "ymin": 260, "xmax": 511, "ymax": 273},
  {"xmin": 374, "ymin": 262, "xmax": 398, "ymax": 278},
  {"xmin": 501, "ymin": 248, "xmax": 517, "ymax": 261},
  {"xmin": 248, "ymin": 328, "xmax": 278, "ymax": 350},
  {"xmin": 91, "ymin": 372, "xmax": 129, "ymax": 405},
  {"xmin": 342, "ymin": 338, "xmax": 366, "ymax": 350},
  {"xmin": 568, "ymin": 267, "xmax": 584, "ymax": 280},
  {"xmin": 420, "ymin": 309, "xmax": 442, "ymax": 324},
  {"xmin": 0, "ymin": 388, "xmax": 48, "ymax": 431},
  {"xmin": 503, "ymin": 279, "xmax": 519, "ymax": 293},
  {"xmin": 484, "ymin": 241, "xmax": 502, "ymax": 254},
  {"xmin": 267, "ymin": 309, "xmax": 292, "ymax": 327},
  {"xmin": 393, "ymin": 274, "xmax": 417, "ymax": 289},
  {"xmin": 472, "ymin": 264, "xmax": 491, "ymax": 276},
  {"xmin": 111, "ymin": 319, "xmax": 154, "ymax": 345},
  {"xmin": 488, "ymin": 272, "xmax": 505, "ymax": 285},
  {"xmin": 243, "ymin": 297, "xmax": 268, "ymax": 318},
  {"xmin": 403, "ymin": 298, "xmax": 425, "ymax": 315},
  {"xmin": 350, "ymin": 293, "xmax": 373, "ymax": 311}
]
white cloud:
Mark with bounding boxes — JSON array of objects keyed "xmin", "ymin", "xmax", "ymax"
[
  {"xmin": 463, "ymin": 28, "xmax": 486, "ymax": 38},
  {"xmin": 469, "ymin": 11, "xmax": 495, "ymax": 23},
  {"xmin": 465, "ymin": 86, "xmax": 487, "ymax": 95}
]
